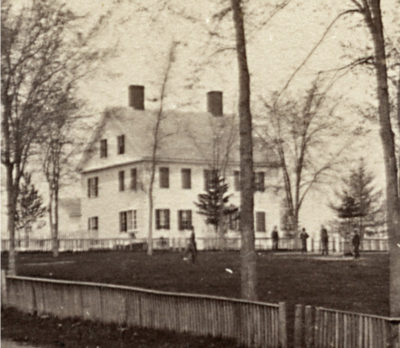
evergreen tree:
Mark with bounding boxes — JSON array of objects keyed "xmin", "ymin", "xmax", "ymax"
[
  {"xmin": 195, "ymin": 171, "xmax": 238, "ymax": 236},
  {"xmin": 330, "ymin": 159, "xmax": 384, "ymax": 239},
  {"xmin": 15, "ymin": 173, "xmax": 46, "ymax": 240}
]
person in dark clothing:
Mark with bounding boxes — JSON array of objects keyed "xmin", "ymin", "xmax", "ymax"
[
  {"xmin": 300, "ymin": 228, "xmax": 309, "ymax": 253},
  {"xmin": 320, "ymin": 225, "xmax": 329, "ymax": 256},
  {"xmin": 184, "ymin": 226, "xmax": 197, "ymax": 264},
  {"xmin": 271, "ymin": 226, "xmax": 279, "ymax": 251},
  {"xmin": 352, "ymin": 229, "xmax": 361, "ymax": 259}
]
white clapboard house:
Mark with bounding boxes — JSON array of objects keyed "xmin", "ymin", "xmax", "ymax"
[{"xmin": 78, "ymin": 86, "xmax": 282, "ymax": 246}]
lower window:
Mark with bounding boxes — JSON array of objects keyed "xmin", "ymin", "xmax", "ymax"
[
  {"xmin": 120, "ymin": 210, "xmax": 137, "ymax": 232},
  {"xmin": 178, "ymin": 210, "xmax": 192, "ymax": 230}
]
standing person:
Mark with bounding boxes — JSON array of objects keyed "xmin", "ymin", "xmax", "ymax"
[
  {"xmin": 188, "ymin": 226, "xmax": 197, "ymax": 264},
  {"xmin": 271, "ymin": 226, "xmax": 279, "ymax": 251},
  {"xmin": 320, "ymin": 225, "xmax": 329, "ymax": 256},
  {"xmin": 300, "ymin": 228, "xmax": 309, "ymax": 254},
  {"xmin": 352, "ymin": 229, "xmax": 361, "ymax": 259}
]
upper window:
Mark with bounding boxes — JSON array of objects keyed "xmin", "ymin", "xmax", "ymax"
[
  {"xmin": 117, "ymin": 135, "xmax": 125, "ymax": 154},
  {"xmin": 204, "ymin": 169, "xmax": 218, "ymax": 191},
  {"xmin": 87, "ymin": 177, "xmax": 99, "ymax": 198},
  {"xmin": 181, "ymin": 169, "xmax": 191, "ymax": 189},
  {"xmin": 88, "ymin": 216, "xmax": 99, "ymax": 231},
  {"xmin": 178, "ymin": 210, "xmax": 192, "ymax": 230},
  {"xmin": 255, "ymin": 172, "xmax": 265, "ymax": 192},
  {"xmin": 119, "ymin": 210, "xmax": 137, "ymax": 232},
  {"xmin": 256, "ymin": 211, "xmax": 266, "ymax": 232},
  {"xmin": 159, "ymin": 167, "xmax": 169, "ymax": 188},
  {"xmin": 130, "ymin": 168, "xmax": 137, "ymax": 190},
  {"xmin": 100, "ymin": 139, "xmax": 107, "ymax": 158},
  {"xmin": 155, "ymin": 209, "xmax": 170, "ymax": 230},
  {"xmin": 234, "ymin": 171, "xmax": 240, "ymax": 191},
  {"xmin": 119, "ymin": 171, "xmax": 125, "ymax": 191}
]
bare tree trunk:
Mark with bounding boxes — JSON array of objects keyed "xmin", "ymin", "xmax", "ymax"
[
  {"xmin": 6, "ymin": 164, "xmax": 17, "ymax": 275},
  {"xmin": 363, "ymin": 0, "xmax": 400, "ymax": 316},
  {"xmin": 147, "ymin": 178, "xmax": 154, "ymax": 256},
  {"xmin": 231, "ymin": 0, "xmax": 257, "ymax": 300},
  {"xmin": 52, "ymin": 186, "xmax": 59, "ymax": 257},
  {"xmin": 48, "ymin": 192, "xmax": 54, "ymax": 255}
]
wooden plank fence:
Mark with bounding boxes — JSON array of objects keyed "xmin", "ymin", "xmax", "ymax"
[
  {"xmin": 294, "ymin": 304, "xmax": 400, "ymax": 348},
  {"xmin": 1, "ymin": 237, "xmax": 389, "ymax": 253},
  {"xmin": 1, "ymin": 273, "xmax": 286, "ymax": 348}
]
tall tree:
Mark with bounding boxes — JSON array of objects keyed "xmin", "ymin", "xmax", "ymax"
[
  {"xmin": 259, "ymin": 79, "xmax": 354, "ymax": 237},
  {"xmin": 231, "ymin": 0, "xmax": 257, "ymax": 300},
  {"xmin": 1, "ymin": 0, "xmax": 113, "ymax": 274},
  {"xmin": 41, "ymin": 96, "xmax": 80, "ymax": 258},
  {"xmin": 348, "ymin": 0, "xmax": 400, "ymax": 316},
  {"xmin": 146, "ymin": 43, "xmax": 177, "ymax": 256}
]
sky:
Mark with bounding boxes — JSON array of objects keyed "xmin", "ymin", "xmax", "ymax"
[{"xmin": 2, "ymin": 0, "xmax": 399, "ymax": 236}]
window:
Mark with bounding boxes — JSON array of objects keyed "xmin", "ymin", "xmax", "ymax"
[
  {"xmin": 130, "ymin": 168, "xmax": 137, "ymax": 190},
  {"xmin": 87, "ymin": 177, "xmax": 99, "ymax": 198},
  {"xmin": 119, "ymin": 210, "xmax": 137, "ymax": 232},
  {"xmin": 178, "ymin": 210, "xmax": 192, "ymax": 230},
  {"xmin": 117, "ymin": 135, "xmax": 125, "ymax": 154},
  {"xmin": 119, "ymin": 171, "xmax": 125, "ymax": 191},
  {"xmin": 204, "ymin": 169, "xmax": 218, "ymax": 190},
  {"xmin": 256, "ymin": 212, "xmax": 266, "ymax": 232},
  {"xmin": 234, "ymin": 171, "xmax": 240, "ymax": 191},
  {"xmin": 228, "ymin": 211, "xmax": 240, "ymax": 231},
  {"xmin": 88, "ymin": 217, "xmax": 99, "ymax": 231},
  {"xmin": 155, "ymin": 209, "xmax": 170, "ymax": 229},
  {"xmin": 100, "ymin": 139, "xmax": 107, "ymax": 158},
  {"xmin": 255, "ymin": 172, "xmax": 265, "ymax": 192},
  {"xmin": 159, "ymin": 167, "xmax": 169, "ymax": 188},
  {"xmin": 181, "ymin": 169, "xmax": 191, "ymax": 189}
]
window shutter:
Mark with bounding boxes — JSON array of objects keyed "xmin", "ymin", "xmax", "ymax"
[
  {"xmin": 119, "ymin": 212, "xmax": 123, "ymax": 232},
  {"xmin": 119, "ymin": 171, "xmax": 125, "ymax": 191},
  {"xmin": 165, "ymin": 209, "xmax": 170, "ymax": 229},
  {"xmin": 188, "ymin": 210, "xmax": 192, "ymax": 229},
  {"xmin": 131, "ymin": 168, "xmax": 137, "ymax": 190},
  {"xmin": 94, "ymin": 217, "xmax": 98, "ymax": 230},
  {"xmin": 155, "ymin": 210, "xmax": 160, "ymax": 230},
  {"xmin": 178, "ymin": 211, "xmax": 183, "ymax": 230},
  {"xmin": 234, "ymin": 171, "xmax": 240, "ymax": 191},
  {"xmin": 204, "ymin": 170, "xmax": 209, "ymax": 190},
  {"xmin": 87, "ymin": 178, "xmax": 91, "ymax": 198},
  {"xmin": 94, "ymin": 177, "xmax": 98, "ymax": 197}
]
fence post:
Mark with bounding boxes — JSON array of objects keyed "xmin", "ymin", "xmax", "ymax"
[
  {"xmin": 294, "ymin": 304, "xmax": 304, "ymax": 347},
  {"xmin": 1, "ymin": 270, "xmax": 7, "ymax": 306},
  {"xmin": 279, "ymin": 302, "xmax": 288, "ymax": 348},
  {"xmin": 304, "ymin": 305, "xmax": 314, "ymax": 348}
]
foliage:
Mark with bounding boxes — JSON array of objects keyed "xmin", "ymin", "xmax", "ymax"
[
  {"xmin": 259, "ymin": 78, "xmax": 355, "ymax": 235},
  {"xmin": 14, "ymin": 173, "xmax": 46, "ymax": 231},
  {"xmin": 330, "ymin": 158, "xmax": 384, "ymax": 237},
  {"xmin": 195, "ymin": 172, "xmax": 238, "ymax": 234},
  {"xmin": 1, "ymin": 0, "xmax": 113, "ymax": 271}
]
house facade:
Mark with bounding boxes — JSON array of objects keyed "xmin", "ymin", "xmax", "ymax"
[{"xmin": 79, "ymin": 86, "xmax": 282, "ymax": 244}]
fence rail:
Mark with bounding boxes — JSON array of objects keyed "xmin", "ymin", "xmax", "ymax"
[
  {"xmin": 1, "ymin": 237, "xmax": 389, "ymax": 253},
  {"xmin": 2, "ymin": 274, "xmax": 286, "ymax": 348},
  {"xmin": 294, "ymin": 304, "xmax": 400, "ymax": 348}
]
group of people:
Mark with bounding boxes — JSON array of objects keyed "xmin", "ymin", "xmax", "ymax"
[{"xmin": 271, "ymin": 225, "xmax": 362, "ymax": 258}]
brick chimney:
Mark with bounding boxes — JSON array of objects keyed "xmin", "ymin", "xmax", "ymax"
[
  {"xmin": 207, "ymin": 91, "xmax": 223, "ymax": 116},
  {"xmin": 129, "ymin": 85, "xmax": 144, "ymax": 110}
]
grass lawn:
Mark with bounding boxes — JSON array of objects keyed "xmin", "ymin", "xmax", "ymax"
[{"xmin": 2, "ymin": 250, "xmax": 389, "ymax": 316}]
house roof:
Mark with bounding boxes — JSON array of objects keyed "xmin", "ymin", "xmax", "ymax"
[{"xmin": 79, "ymin": 107, "xmax": 278, "ymax": 173}]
